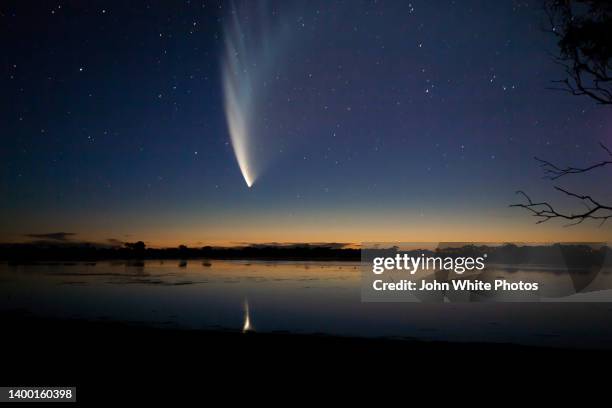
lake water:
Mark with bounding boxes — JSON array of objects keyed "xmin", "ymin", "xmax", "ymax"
[{"xmin": 2, "ymin": 260, "xmax": 612, "ymax": 349}]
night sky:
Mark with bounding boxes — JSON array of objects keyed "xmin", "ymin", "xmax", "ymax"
[{"xmin": 2, "ymin": 0, "xmax": 611, "ymax": 247}]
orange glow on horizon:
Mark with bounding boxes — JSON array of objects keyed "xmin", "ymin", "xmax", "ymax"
[{"xmin": 3, "ymin": 209, "xmax": 610, "ymax": 248}]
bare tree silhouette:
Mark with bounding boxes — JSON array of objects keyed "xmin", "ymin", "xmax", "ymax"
[
  {"xmin": 512, "ymin": 141, "xmax": 612, "ymax": 226},
  {"xmin": 512, "ymin": 0, "xmax": 612, "ymax": 226},
  {"xmin": 545, "ymin": 0, "xmax": 612, "ymax": 105},
  {"xmin": 512, "ymin": 186, "xmax": 612, "ymax": 226},
  {"xmin": 535, "ymin": 142, "xmax": 612, "ymax": 179}
]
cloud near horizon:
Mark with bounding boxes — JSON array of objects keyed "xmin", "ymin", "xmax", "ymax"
[
  {"xmin": 25, "ymin": 232, "xmax": 76, "ymax": 241},
  {"xmin": 238, "ymin": 242, "xmax": 354, "ymax": 249}
]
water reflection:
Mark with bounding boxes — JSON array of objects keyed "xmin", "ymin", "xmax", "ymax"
[
  {"xmin": 243, "ymin": 299, "xmax": 253, "ymax": 333},
  {"xmin": 1, "ymin": 260, "xmax": 612, "ymax": 349}
]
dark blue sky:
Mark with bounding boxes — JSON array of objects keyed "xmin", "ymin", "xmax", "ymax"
[{"xmin": 1, "ymin": 1, "xmax": 610, "ymax": 246}]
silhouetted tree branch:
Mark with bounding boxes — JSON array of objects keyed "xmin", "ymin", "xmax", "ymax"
[
  {"xmin": 544, "ymin": 0, "xmax": 612, "ymax": 105},
  {"xmin": 512, "ymin": 142, "xmax": 612, "ymax": 226},
  {"xmin": 535, "ymin": 142, "xmax": 612, "ymax": 179},
  {"xmin": 511, "ymin": 188, "xmax": 612, "ymax": 226}
]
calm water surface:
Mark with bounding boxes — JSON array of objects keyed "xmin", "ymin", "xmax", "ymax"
[{"xmin": 2, "ymin": 260, "xmax": 612, "ymax": 349}]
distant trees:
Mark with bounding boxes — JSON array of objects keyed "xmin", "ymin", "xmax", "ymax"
[
  {"xmin": 0, "ymin": 243, "xmax": 362, "ymax": 262},
  {"xmin": 124, "ymin": 241, "xmax": 146, "ymax": 252},
  {"xmin": 512, "ymin": 0, "xmax": 612, "ymax": 226}
]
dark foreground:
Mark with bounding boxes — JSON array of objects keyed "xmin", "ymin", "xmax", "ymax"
[{"xmin": 2, "ymin": 312, "xmax": 610, "ymax": 404}]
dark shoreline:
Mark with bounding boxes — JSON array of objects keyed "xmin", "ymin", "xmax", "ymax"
[
  {"xmin": 1, "ymin": 242, "xmax": 610, "ymax": 265},
  {"xmin": 0, "ymin": 243, "xmax": 361, "ymax": 262},
  {"xmin": 2, "ymin": 311, "xmax": 611, "ymax": 402}
]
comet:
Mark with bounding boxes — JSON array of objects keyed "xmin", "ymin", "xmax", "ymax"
[
  {"xmin": 221, "ymin": 4, "xmax": 261, "ymax": 188},
  {"xmin": 221, "ymin": 1, "xmax": 295, "ymax": 188},
  {"xmin": 222, "ymin": 67, "xmax": 255, "ymax": 187},
  {"xmin": 222, "ymin": 20, "xmax": 255, "ymax": 188}
]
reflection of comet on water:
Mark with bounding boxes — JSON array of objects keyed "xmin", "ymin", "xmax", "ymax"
[{"xmin": 242, "ymin": 299, "xmax": 253, "ymax": 333}]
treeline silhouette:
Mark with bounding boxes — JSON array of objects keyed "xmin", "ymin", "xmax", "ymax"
[
  {"xmin": 0, "ymin": 242, "xmax": 360, "ymax": 262},
  {"xmin": 0, "ymin": 242, "xmax": 610, "ymax": 266}
]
